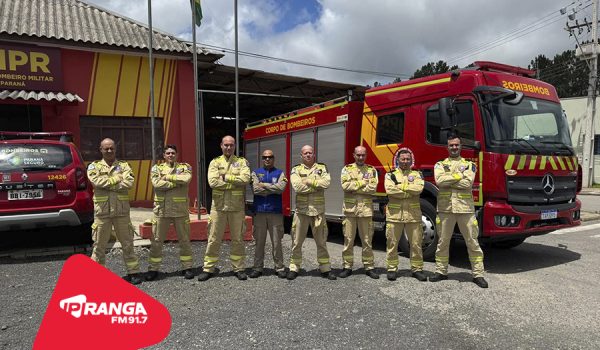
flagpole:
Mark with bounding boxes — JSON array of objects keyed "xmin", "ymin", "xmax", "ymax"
[
  {"xmin": 147, "ymin": 0, "xmax": 156, "ymax": 165},
  {"xmin": 192, "ymin": 0, "xmax": 204, "ymax": 219},
  {"xmin": 234, "ymin": 0, "xmax": 239, "ymax": 156}
]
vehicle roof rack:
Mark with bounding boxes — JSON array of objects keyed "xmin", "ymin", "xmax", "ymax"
[
  {"xmin": 0, "ymin": 131, "xmax": 74, "ymax": 142},
  {"xmin": 469, "ymin": 61, "xmax": 535, "ymax": 78}
]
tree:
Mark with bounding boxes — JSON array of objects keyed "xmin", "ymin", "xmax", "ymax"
[
  {"xmin": 411, "ymin": 60, "xmax": 459, "ymax": 79},
  {"xmin": 530, "ymin": 50, "xmax": 591, "ymax": 98}
]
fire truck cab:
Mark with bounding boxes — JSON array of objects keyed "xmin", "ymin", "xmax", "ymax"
[{"xmin": 244, "ymin": 61, "xmax": 582, "ymax": 260}]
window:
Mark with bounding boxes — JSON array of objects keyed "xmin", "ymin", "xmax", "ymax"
[
  {"xmin": 376, "ymin": 112, "xmax": 404, "ymax": 145},
  {"xmin": 595, "ymin": 135, "xmax": 600, "ymax": 155},
  {"xmin": 80, "ymin": 116, "xmax": 164, "ymax": 161},
  {"xmin": 427, "ymin": 101, "xmax": 475, "ymax": 145},
  {"xmin": 0, "ymin": 144, "xmax": 73, "ymax": 171}
]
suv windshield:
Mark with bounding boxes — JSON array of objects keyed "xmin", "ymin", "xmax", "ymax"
[
  {"xmin": 480, "ymin": 96, "xmax": 573, "ymax": 155},
  {"xmin": 0, "ymin": 144, "xmax": 73, "ymax": 171}
]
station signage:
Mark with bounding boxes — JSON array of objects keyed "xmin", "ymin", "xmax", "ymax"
[{"xmin": 0, "ymin": 43, "xmax": 63, "ymax": 91}]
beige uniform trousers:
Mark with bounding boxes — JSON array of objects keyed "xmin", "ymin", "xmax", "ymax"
[
  {"xmin": 342, "ymin": 216, "xmax": 374, "ymax": 270},
  {"xmin": 91, "ymin": 216, "xmax": 140, "ymax": 274},
  {"xmin": 289, "ymin": 213, "xmax": 331, "ymax": 273},
  {"xmin": 203, "ymin": 210, "xmax": 246, "ymax": 273},
  {"xmin": 435, "ymin": 212, "xmax": 485, "ymax": 277},
  {"xmin": 148, "ymin": 216, "xmax": 193, "ymax": 271},
  {"xmin": 252, "ymin": 213, "xmax": 285, "ymax": 271},
  {"xmin": 386, "ymin": 222, "xmax": 423, "ymax": 272}
]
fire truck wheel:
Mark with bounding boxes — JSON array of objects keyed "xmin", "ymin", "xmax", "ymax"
[
  {"xmin": 491, "ymin": 238, "xmax": 526, "ymax": 249},
  {"xmin": 399, "ymin": 199, "xmax": 438, "ymax": 262}
]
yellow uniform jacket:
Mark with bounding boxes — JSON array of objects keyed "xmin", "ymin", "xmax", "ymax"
[
  {"xmin": 87, "ymin": 159, "xmax": 134, "ymax": 218},
  {"xmin": 340, "ymin": 163, "xmax": 378, "ymax": 217},
  {"xmin": 434, "ymin": 157, "xmax": 476, "ymax": 214},
  {"xmin": 291, "ymin": 162, "xmax": 330, "ymax": 216},
  {"xmin": 151, "ymin": 162, "xmax": 192, "ymax": 217},
  {"xmin": 207, "ymin": 155, "xmax": 250, "ymax": 211},
  {"xmin": 385, "ymin": 168, "xmax": 424, "ymax": 223}
]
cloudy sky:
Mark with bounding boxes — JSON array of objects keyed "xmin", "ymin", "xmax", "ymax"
[{"xmin": 85, "ymin": 0, "xmax": 590, "ymax": 86}]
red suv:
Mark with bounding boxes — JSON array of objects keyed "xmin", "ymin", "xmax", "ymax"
[{"xmin": 0, "ymin": 132, "xmax": 94, "ymax": 231}]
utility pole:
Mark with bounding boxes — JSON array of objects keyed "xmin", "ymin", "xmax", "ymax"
[{"xmin": 569, "ymin": 0, "xmax": 598, "ymax": 187}]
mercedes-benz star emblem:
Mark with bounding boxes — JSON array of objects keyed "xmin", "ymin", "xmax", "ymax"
[
  {"xmin": 542, "ymin": 173, "xmax": 555, "ymax": 195},
  {"xmin": 22, "ymin": 173, "xmax": 28, "ymax": 182}
]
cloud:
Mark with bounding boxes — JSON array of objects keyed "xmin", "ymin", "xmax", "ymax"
[{"xmin": 85, "ymin": 0, "xmax": 578, "ymax": 85}]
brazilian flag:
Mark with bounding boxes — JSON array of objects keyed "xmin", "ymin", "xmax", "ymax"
[{"xmin": 192, "ymin": 0, "xmax": 203, "ymax": 27}]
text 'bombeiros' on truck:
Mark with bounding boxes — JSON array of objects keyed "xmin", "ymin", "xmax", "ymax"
[{"xmin": 243, "ymin": 61, "xmax": 582, "ymax": 260}]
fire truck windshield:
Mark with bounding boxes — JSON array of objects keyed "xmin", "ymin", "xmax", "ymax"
[{"xmin": 480, "ymin": 97, "xmax": 574, "ymax": 156}]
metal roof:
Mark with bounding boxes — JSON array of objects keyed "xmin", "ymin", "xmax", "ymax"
[
  {"xmin": 197, "ymin": 63, "xmax": 367, "ymax": 123},
  {"xmin": 0, "ymin": 0, "xmax": 219, "ymax": 57},
  {"xmin": 0, "ymin": 89, "xmax": 83, "ymax": 102}
]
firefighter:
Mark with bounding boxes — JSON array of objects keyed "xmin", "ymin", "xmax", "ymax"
[
  {"xmin": 339, "ymin": 146, "xmax": 379, "ymax": 279},
  {"xmin": 87, "ymin": 138, "xmax": 142, "ymax": 285},
  {"xmin": 198, "ymin": 136, "xmax": 251, "ymax": 281},
  {"xmin": 287, "ymin": 145, "xmax": 336, "ymax": 280},
  {"xmin": 249, "ymin": 149, "xmax": 288, "ymax": 279},
  {"xmin": 430, "ymin": 133, "xmax": 488, "ymax": 288},
  {"xmin": 145, "ymin": 145, "xmax": 194, "ymax": 281},
  {"xmin": 384, "ymin": 148, "xmax": 427, "ymax": 281}
]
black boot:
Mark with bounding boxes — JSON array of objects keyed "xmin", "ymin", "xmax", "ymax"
[
  {"xmin": 338, "ymin": 268, "xmax": 353, "ymax": 278},
  {"xmin": 276, "ymin": 269, "xmax": 287, "ymax": 279},
  {"xmin": 386, "ymin": 271, "xmax": 397, "ymax": 281},
  {"xmin": 429, "ymin": 273, "xmax": 448, "ymax": 282},
  {"xmin": 124, "ymin": 273, "xmax": 143, "ymax": 285},
  {"xmin": 145, "ymin": 271, "xmax": 159, "ymax": 281},
  {"xmin": 248, "ymin": 270, "xmax": 262, "ymax": 278},
  {"xmin": 286, "ymin": 271, "xmax": 299, "ymax": 280},
  {"xmin": 183, "ymin": 269, "xmax": 195, "ymax": 280},
  {"xmin": 197, "ymin": 271, "xmax": 213, "ymax": 281},
  {"xmin": 412, "ymin": 271, "xmax": 427, "ymax": 282},
  {"xmin": 473, "ymin": 277, "xmax": 489, "ymax": 288},
  {"xmin": 321, "ymin": 271, "xmax": 337, "ymax": 280},
  {"xmin": 234, "ymin": 271, "xmax": 248, "ymax": 280},
  {"xmin": 366, "ymin": 269, "xmax": 379, "ymax": 279}
]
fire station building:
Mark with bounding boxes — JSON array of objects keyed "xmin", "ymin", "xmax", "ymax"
[{"xmin": 0, "ymin": 0, "xmax": 223, "ymax": 206}]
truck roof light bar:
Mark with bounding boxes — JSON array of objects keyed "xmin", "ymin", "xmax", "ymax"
[{"xmin": 471, "ymin": 61, "xmax": 535, "ymax": 78}]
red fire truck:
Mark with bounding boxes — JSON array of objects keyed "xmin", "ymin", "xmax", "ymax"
[{"xmin": 243, "ymin": 61, "xmax": 581, "ymax": 259}]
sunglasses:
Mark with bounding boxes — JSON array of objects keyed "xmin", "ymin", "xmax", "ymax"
[{"xmin": 262, "ymin": 156, "xmax": 274, "ymax": 160}]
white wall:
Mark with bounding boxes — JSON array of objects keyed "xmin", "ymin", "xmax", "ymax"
[{"xmin": 561, "ymin": 96, "xmax": 600, "ymax": 184}]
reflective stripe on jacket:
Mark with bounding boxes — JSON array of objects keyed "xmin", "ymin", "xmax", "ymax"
[
  {"xmin": 87, "ymin": 159, "xmax": 134, "ymax": 218},
  {"xmin": 434, "ymin": 157, "xmax": 476, "ymax": 213},
  {"xmin": 291, "ymin": 162, "xmax": 330, "ymax": 216},
  {"xmin": 152, "ymin": 162, "xmax": 192, "ymax": 217},
  {"xmin": 341, "ymin": 163, "xmax": 378, "ymax": 217},
  {"xmin": 207, "ymin": 155, "xmax": 250, "ymax": 211},
  {"xmin": 385, "ymin": 168, "xmax": 423, "ymax": 223}
]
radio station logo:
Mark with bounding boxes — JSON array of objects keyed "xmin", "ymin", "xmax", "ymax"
[{"xmin": 59, "ymin": 294, "xmax": 148, "ymax": 324}]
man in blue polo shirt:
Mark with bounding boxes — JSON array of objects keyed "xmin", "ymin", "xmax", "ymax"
[{"xmin": 249, "ymin": 149, "xmax": 288, "ymax": 278}]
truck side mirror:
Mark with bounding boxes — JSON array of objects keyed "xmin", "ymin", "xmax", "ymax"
[{"xmin": 438, "ymin": 97, "xmax": 455, "ymax": 130}]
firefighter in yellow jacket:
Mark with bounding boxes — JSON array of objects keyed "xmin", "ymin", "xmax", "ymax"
[
  {"xmin": 287, "ymin": 145, "xmax": 336, "ymax": 280},
  {"xmin": 384, "ymin": 148, "xmax": 427, "ymax": 282},
  {"xmin": 198, "ymin": 136, "xmax": 251, "ymax": 281},
  {"xmin": 430, "ymin": 134, "xmax": 488, "ymax": 288},
  {"xmin": 146, "ymin": 145, "xmax": 194, "ymax": 281},
  {"xmin": 339, "ymin": 146, "xmax": 379, "ymax": 279},
  {"xmin": 87, "ymin": 138, "xmax": 142, "ymax": 285}
]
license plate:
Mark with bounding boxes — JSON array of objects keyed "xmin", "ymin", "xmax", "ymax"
[
  {"xmin": 541, "ymin": 209, "xmax": 557, "ymax": 220},
  {"xmin": 8, "ymin": 189, "xmax": 43, "ymax": 200},
  {"xmin": 372, "ymin": 203, "xmax": 380, "ymax": 212}
]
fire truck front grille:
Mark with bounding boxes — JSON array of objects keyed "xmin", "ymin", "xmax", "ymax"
[{"xmin": 506, "ymin": 175, "xmax": 577, "ymax": 205}]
